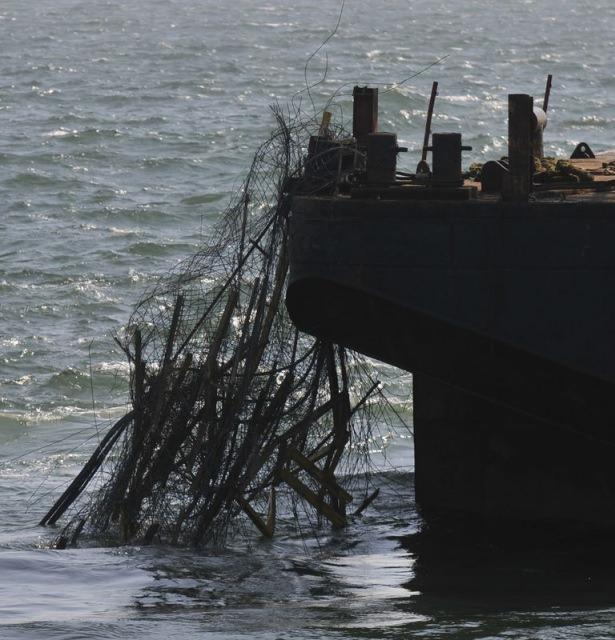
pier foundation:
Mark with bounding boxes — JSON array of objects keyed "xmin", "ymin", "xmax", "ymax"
[{"xmin": 413, "ymin": 374, "xmax": 615, "ymax": 538}]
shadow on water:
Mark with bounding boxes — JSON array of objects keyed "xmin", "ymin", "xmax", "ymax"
[
  {"xmin": 402, "ymin": 517, "xmax": 615, "ymax": 616},
  {"xmin": 125, "ymin": 474, "xmax": 615, "ymax": 637}
]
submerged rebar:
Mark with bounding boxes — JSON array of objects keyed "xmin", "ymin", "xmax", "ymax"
[{"xmin": 42, "ymin": 105, "xmax": 395, "ymax": 548}]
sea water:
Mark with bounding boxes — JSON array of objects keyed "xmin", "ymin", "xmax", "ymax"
[{"xmin": 2, "ymin": 0, "xmax": 615, "ymax": 637}]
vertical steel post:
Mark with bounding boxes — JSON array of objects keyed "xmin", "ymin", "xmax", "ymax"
[
  {"xmin": 503, "ymin": 94, "xmax": 534, "ymax": 201},
  {"xmin": 352, "ymin": 87, "xmax": 378, "ymax": 145}
]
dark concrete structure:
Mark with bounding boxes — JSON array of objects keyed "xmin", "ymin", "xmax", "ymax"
[{"xmin": 286, "ymin": 189, "xmax": 615, "ymax": 535}]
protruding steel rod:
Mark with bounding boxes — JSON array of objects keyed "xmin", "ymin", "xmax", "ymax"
[
  {"xmin": 421, "ymin": 81, "xmax": 439, "ymax": 163},
  {"xmin": 542, "ymin": 74, "xmax": 553, "ymax": 113},
  {"xmin": 318, "ymin": 111, "xmax": 332, "ymax": 137}
]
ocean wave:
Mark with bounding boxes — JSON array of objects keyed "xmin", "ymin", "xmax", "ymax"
[
  {"xmin": 180, "ymin": 193, "xmax": 225, "ymax": 205},
  {"xmin": 42, "ymin": 368, "xmax": 90, "ymax": 392},
  {"xmin": 0, "ymin": 403, "xmax": 128, "ymax": 428},
  {"xmin": 3, "ymin": 172, "xmax": 64, "ymax": 187},
  {"xmin": 128, "ymin": 241, "xmax": 197, "ymax": 257},
  {"xmin": 44, "ymin": 128, "xmax": 74, "ymax": 138},
  {"xmin": 0, "ymin": 337, "xmax": 21, "ymax": 348},
  {"xmin": 1, "ymin": 375, "xmax": 34, "ymax": 387},
  {"xmin": 108, "ymin": 226, "xmax": 142, "ymax": 237},
  {"xmin": 51, "ymin": 127, "xmax": 122, "ymax": 142},
  {"xmin": 92, "ymin": 360, "xmax": 130, "ymax": 376},
  {"xmin": 72, "ymin": 281, "xmax": 119, "ymax": 304}
]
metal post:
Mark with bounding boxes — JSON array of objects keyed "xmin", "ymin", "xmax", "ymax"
[
  {"xmin": 417, "ymin": 81, "xmax": 438, "ymax": 174},
  {"xmin": 352, "ymin": 87, "xmax": 378, "ymax": 146},
  {"xmin": 429, "ymin": 133, "xmax": 471, "ymax": 187},
  {"xmin": 503, "ymin": 94, "xmax": 534, "ymax": 201}
]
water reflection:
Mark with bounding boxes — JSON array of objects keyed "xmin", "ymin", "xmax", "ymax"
[
  {"xmin": 4, "ymin": 471, "xmax": 615, "ymax": 638},
  {"xmin": 406, "ymin": 527, "xmax": 615, "ymax": 611},
  {"xmin": 125, "ymin": 476, "xmax": 615, "ymax": 637}
]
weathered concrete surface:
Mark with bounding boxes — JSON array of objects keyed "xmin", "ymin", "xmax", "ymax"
[
  {"xmin": 286, "ymin": 193, "xmax": 615, "ymax": 532},
  {"xmin": 414, "ymin": 374, "xmax": 615, "ymax": 534},
  {"xmin": 289, "ymin": 195, "xmax": 615, "ymax": 384}
]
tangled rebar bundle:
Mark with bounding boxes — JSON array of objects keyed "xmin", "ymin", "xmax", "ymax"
[{"xmin": 41, "ymin": 105, "xmax": 395, "ymax": 548}]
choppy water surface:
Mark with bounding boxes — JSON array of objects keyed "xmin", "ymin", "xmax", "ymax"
[{"xmin": 2, "ymin": 0, "xmax": 615, "ymax": 637}]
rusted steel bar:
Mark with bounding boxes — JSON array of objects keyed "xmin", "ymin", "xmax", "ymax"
[
  {"xmin": 266, "ymin": 485, "xmax": 276, "ymax": 533},
  {"xmin": 352, "ymin": 86, "xmax": 378, "ymax": 145},
  {"xmin": 422, "ymin": 81, "xmax": 438, "ymax": 163},
  {"xmin": 236, "ymin": 495, "xmax": 274, "ymax": 538},
  {"xmin": 39, "ymin": 410, "xmax": 134, "ymax": 526},
  {"xmin": 318, "ymin": 110, "xmax": 332, "ymax": 137},
  {"xmin": 543, "ymin": 74, "xmax": 553, "ymax": 113},
  {"xmin": 354, "ymin": 488, "xmax": 380, "ymax": 516},
  {"xmin": 286, "ymin": 446, "xmax": 353, "ymax": 504},
  {"xmin": 133, "ymin": 329, "xmax": 145, "ymax": 439},
  {"xmin": 503, "ymin": 94, "xmax": 534, "ymax": 201},
  {"xmin": 278, "ymin": 467, "xmax": 346, "ymax": 528},
  {"xmin": 308, "ymin": 442, "xmax": 334, "ymax": 463}
]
